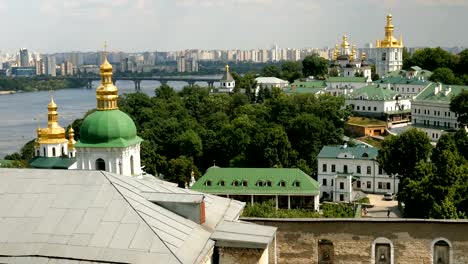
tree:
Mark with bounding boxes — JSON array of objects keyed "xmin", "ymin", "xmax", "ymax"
[
  {"xmin": 329, "ymin": 67, "xmax": 339, "ymax": 77},
  {"xmin": 429, "ymin": 67, "xmax": 462, "ymax": 85},
  {"xmin": 371, "ymin": 64, "xmax": 380, "ymax": 81},
  {"xmin": 302, "ymin": 54, "xmax": 329, "ymax": 78},
  {"xmin": 450, "ymin": 90, "xmax": 468, "ymax": 127},
  {"xmin": 155, "ymin": 84, "xmax": 175, "ymax": 99},
  {"xmin": 404, "ymin": 47, "xmax": 457, "ymax": 71},
  {"xmin": 455, "ymin": 49, "xmax": 468, "ymax": 76},
  {"xmin": 377, "ymin": 128, "xmax": 432, "ymax": 179},
  {"xmin": 262, "ymin": 65, "xmax": 281, "ymax": 78},
  {"xmin": 281, "ymin": 61, "xmax": 303, "ymax": 83}
]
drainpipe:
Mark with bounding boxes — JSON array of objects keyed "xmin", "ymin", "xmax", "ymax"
[{"xmin": 373, "ymin": 160, "xmax": 376, "ymax": 194}]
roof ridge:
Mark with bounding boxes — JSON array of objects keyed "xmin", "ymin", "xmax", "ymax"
[{"xmin": 101, "ymin": 172, "xmax": 183, "ymax": 264}]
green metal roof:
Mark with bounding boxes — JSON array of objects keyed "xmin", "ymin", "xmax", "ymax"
[
  {"xmin": 318, "ymin": 145, "xmax": 378, "ymax": 160},
  {"xmin": 377, "ymin": 76, "xmax": 431, "ymax": 86},
  {"xmin": 191, "ymin": 168, "xmax": 319, "ymax": 195},
  {"xmin": 285, "ymin": 87, "xmax": 325, "ymax": 95},
  {"xmin": 76, "ymin": 109, "xmax": 143, "ymax": 148},
  {"xmin": 289, "ymin": 80, "xmax": 327, "ymax": 89},
  {"xmin": 413, "ymin": 83, "xmax": 468, "ymax": 103},
  {"xmin": 29, "ymin": 156, "xmax": 76, "ymax": 169},
  {"xmin": 326, "ymin": 77, "xmax": 367, "ymax": 83},
  {"xmin": 345, "ymin": 84, "xmax": 399, "ymax": 101}
]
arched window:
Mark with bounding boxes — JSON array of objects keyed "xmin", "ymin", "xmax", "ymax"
[
  {"xmin": 36, "ymin": 150, "xmax": 40, "ymax": 156},
  {"xmin": 293, "ymin": 181, "xmax": 301, "ymax": 187},
  {"xmin": 52, "ymin": 147, "xmax": 56, "ymax": 157},
  {"xmin": 204, "ymin": 180, "xmax": 212, "ymax": 186},
  {"xmin": 61, "ymin": 146, "xmax": 65, "ymax": 156},
  {"xmin": 242, "ymin": 180, "xmax": 248, "ymax": 187},
  {"xmin": 43, "ymin": 148, "xmax": 46, "ymax": 156},
  {"xmin": 232, "ymin": 180, "xmax": 240, "ymax": 187},
  {"xmin": 256, "ymin": 180, "xmax": 264, "ymax": 187},
  {"xmin": 95, "ymin": 158, "xmax": 106, "ymax": 171},
  {"xmin": 432, "ymin": 238, "xmax": 451, "ymax": 264},
  {"xmin": 265, "ymin": 181, "xmax": 272, "ymax": 187},
  {"xmin": 218, "ymin": 180, "xmax": 225, "ymax": 186},
  {"xmin": 279, "ymin": 181, "xmax": 286, "ymax": 187},
  {"xmin": 130, "ymin": 155, "xmax": 135, "ymax": 175},
  {"xmin": 371, "ymin": 237, "xmax": 394, "ymax": 264}
]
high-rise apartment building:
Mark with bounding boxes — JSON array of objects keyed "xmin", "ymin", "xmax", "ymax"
[
  {"xmin": 19, "ymin": 49, "xmax": 29, "ymax": 67},
  {"xmin": 44, "ymin": 56, "xmax": 56, "ymax": 77}
]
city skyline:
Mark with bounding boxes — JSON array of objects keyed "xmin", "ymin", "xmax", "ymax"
[{"xmin": 0, "ymin": 0, "xmax": 467, "ymax": 53}]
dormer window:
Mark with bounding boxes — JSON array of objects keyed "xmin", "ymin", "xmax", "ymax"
[
  {"xmin": 293, "ymin": 181, "xmax": 301, "ymax": 187},
  {"xmin": 279, "ymin": 181, "xmax": 286, "ymax": 187},
  {"xmin": 219, "ymin": 180, "xmax": 225, "ymax": 186},
  {"xmin": 265, "ymin": 181, "xmax": 272, "ymax": 187},
  {"xmin": 205, "ymin": 180, "xmax": 212, "ymax": 186},
  {"xmin": 232, "ymin": 180, "xmax": 240, "ymax": 187},
  {"xmin": 362, "ymin": 153, "xmax": 369, "ymax": 158},
  {"xmin": 242, "ymin": 180, "xmax": 248, "ymax": 187},
  {"xmin": 256, "ymin": 180, "xmax": 264, "ymax": 187}
]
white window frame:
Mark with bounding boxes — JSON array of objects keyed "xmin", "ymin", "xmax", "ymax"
[
  {"xmin": 431, "ymin": 237, "xmax": 452, "ymax": 264},
  {"xmin": 371, "ymin": 237, "xmax": 394, "ymax": 264}
]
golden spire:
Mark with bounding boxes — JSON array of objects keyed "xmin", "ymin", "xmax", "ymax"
[
  {"xmin": 362, "ymin": 52, "xmax": 367, "ymax": 61},
  {"xmin": 341, "ymin": 35, "xmax": 350, "ymax": 49},
  {"xmin": 36, "ymin": 96, "xmax": 67, "ymax": 145},
  {"xmin": 225, "ymin": 64, "xmax": 230, "ymax": 72},
  {"xmin": 96, "ymin": 43, "xmax": 118, "ymax": 111},
  {"xmin": 68, "ymin": 127, "xmax": 76, "ymax": 150},
  {"xmin": 377, "ymin": 14, "xmax": 403, "ymax": 48},
  {"xmin": 333, "ymin": 44, "xmax": 339, "ymax": 61}
]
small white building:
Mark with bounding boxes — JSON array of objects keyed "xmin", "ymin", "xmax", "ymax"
[
  {"xmin": 218, "ymin": 64, "xmax": 235, "ymax": 93},
  {"xmin": 412, "ymin": 82, "xmax": 468, "ymax": 141},
  {"xmin": 317, "ymin": 145, "xmax": 399, "ymax": 203},
  {"xmin": 255, "ymin": 77, "xmax": 289, "ymax": 90}
]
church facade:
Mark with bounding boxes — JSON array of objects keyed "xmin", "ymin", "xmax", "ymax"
[{"xmin": 375, "ymin": 14, "xmax": 404, "ymax": 77}]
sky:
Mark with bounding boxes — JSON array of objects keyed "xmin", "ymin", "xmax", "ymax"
[{"xmin": 0, "ymin": 0, "xmax": 467, "ymax": 53}]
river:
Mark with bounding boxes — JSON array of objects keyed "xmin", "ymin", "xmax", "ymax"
[{"xmin": 0, "ymin": 80, "xmax": 218, "ymax": 158}]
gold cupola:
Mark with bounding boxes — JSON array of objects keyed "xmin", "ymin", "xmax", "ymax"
[
  {"xmin": 36, "ymin": 96, "xmax": 67, "ymax": 144},
  {"xmin": 341, "ymin": 35, "xmax": 350, "ymax": 49},
  {"xmin": 96, "ymin": 53, "xmax": 118, "ymax": 111},
  {"xmin": 68, "ymin": 127, "xmax": 76, "ymax": 150},
  {"xmin": 333, "ymin": 44, "xmax": 339, "ymax": 61},
  {"xmin": 377, "ymin": 14, "xmax": 403, "ymax": 48}
]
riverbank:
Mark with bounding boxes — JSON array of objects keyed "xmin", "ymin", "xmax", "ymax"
[
  {"xmin": 0, "ymin": 78, "xmax": 87, "ymax": 92},
  {"xmin": 0, "ymin": 90, "xmax": 16, "ymax": 95}
]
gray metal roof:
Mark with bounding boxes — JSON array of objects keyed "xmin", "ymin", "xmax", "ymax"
[
  {"xmin": 211, "ymin": 221, "xmax": 277, "ymax": 249},
  {"xmin": 0, "ymin": 169, "xmax": 270, "ymax": 264}
]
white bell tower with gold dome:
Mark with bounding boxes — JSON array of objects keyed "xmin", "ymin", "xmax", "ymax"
[{"xmin": 375, "ymin": 14, "xmax": 404, "ymax": 77}]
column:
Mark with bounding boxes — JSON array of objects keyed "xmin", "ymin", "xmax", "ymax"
[
  {"xmin": 251, "ymin": 195, "xmax": 254, "ymax": 205},
  {"xmin": 287, "ymin": 195, "xmax": 291, "ymax": 209},
  {"xmin": 275, "ymin": 195, "xmax": 279, "ymax": 210}
]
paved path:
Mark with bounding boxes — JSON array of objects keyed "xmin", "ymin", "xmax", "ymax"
[{"xmin": 362, "ymin": 194, "xmax": 402, "ymax": 218}]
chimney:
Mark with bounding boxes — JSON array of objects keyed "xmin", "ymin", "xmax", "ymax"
[
  {"xmin": 444, "ymin": 87, "xmax": 452, "ymax": 96},
  {"xmin": 434, "ymin": 83, "xmax": 442, "ymax": 95},
  {"xmin": 145, "ymin": 193, "xmax": 206, "ymax": 224}
]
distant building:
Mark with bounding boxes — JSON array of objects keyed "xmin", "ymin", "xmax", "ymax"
[
  {"xmin": 191, "ymin": 167, "xmax": 320, "ymax": 211},
  {"xmin": 330, "ymin": 35, "xmax": 372, "ymax": 80},
  {"xmin": 218, "ymin": 64, "xmax": 235, "ymax": 92},
  {"xmin": 325, "ymin": 76, "xmax": 370, "ymax": 96},
  {"xmin": 412, "ymin": 82, "xmax": 468, "ymax": 141},
  {"xmin": 375, "ymin": 14, "xmax": 404, "ymax": 77},
  {"xmin": 11, "ymin": 66, "xmax": 36, "ymax": 77},
  {"xmin": 317, "ymin": 145, "xmax": 399, "ymax": 202},
  {"xmin": 255, "ymin": 77, "xmax": 289, "ymax": 91},
  {"xmin": 29, "ymin": 97, "xmax": 77, "ymax": 170},
  {"xmin": 177, "ymin": 55, "xmax": 186, "ymax": 72},
  {"xmin": 19, "ymin": 48, "xmax": 29, "ymax": 67},
  {"xmin": 44, "ymin": 56, "xmax": 56, "ymax": 77},
  {"xmin": 376, "ymin": 73, "xmax": 432, "ymax": 99},
  {"xmin": 60, "ymin": 61, "xmax": 74, "ymax": 76}
]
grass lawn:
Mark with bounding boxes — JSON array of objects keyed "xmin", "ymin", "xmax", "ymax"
[{"xmin": 347, "ymin": 116, "xmax": 387, "ymax": 126}]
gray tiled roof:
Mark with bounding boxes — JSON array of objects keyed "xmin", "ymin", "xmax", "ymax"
[{"xmin": 0, "ymin": 169, "xmax": 256, "ymax": 264}]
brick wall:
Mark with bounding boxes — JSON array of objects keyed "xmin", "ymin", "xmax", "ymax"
[{"xmin": 245, "ymin": 218, "xmax": 468, "ymax": 264}]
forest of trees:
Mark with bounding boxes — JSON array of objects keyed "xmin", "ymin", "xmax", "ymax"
[
  {"xmin": 403, "ymin": 47, "xmax": 468, "ymax": 85},
  {"xmin": 0, "ymin": 78, "xmax": 87, "ymax": 92},
  {"xmin": 64, "ymin": 85, "xmax": 349, "ymax": 186}
]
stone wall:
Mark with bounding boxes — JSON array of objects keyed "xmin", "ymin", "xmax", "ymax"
[
  {"xmin": 218, "ymin": 247, "xmax": 268, "ymax": 264},
  {"xmin": 244, "ymin": 218, "xmax": 468, "ymax": 264}
]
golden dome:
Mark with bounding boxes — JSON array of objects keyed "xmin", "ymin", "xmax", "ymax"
[
  {"xmin": 36, "ymin": 97, "xmax": 67, "ymax": 145},
  {"xmin": 377, "ymin": 13, "xmax": 403, "ymax": 48},
  {"xmin": 341, "ymin": 35, "xmax": 350, "ymax": 49},
  {"xmin": 68, "ymin": 127, "xmax": 76, "ymax": 150},
  {"xmin": 96, "ymin": 51, "xmax": 118, "ymax": 111}
]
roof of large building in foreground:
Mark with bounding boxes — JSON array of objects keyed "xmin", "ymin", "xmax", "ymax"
[
  {"xmin": 191, "ymin": 168, "xmax": 320, "ymax": 196},
  {"xmin": 413, "ymin": 83, "xmax": 468, "ymax": 103},
  {"xmin": 318, "ymin": 145, "xmax": 378, "ymax": 160},
  {"xmin": 345, "ymin": 84, "xmax": 400, "ymax": 101},
  {"xmin": 0, "ymin": 169, "xmax": 276, "ymax": 264}
]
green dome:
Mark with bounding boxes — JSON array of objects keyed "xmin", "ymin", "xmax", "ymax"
[{"xmin": 76, "ymin": 110, "xmax": 143, "ymax": 148}]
